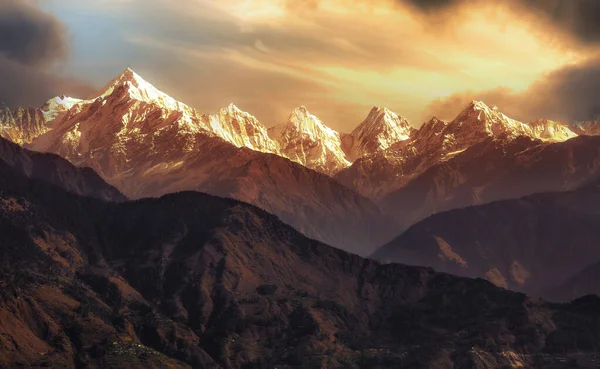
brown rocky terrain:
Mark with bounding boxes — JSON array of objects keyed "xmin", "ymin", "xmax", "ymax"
[{"xmin": 2, "ymin": 150, "xmax": 600, "ymax": 368}]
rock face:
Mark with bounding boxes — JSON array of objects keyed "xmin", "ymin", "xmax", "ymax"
[
  {"xmin": 529, "ymin": 119, "xmax": 578, "ymax": 142},
  {"xmin": 3, "ymin": 160, "xmax": 600, "ymax": 368},
  {"xmin": 373, "ymin": 177, "xmax": 600, "ymax": 300},
  {"xmin": 0, "ymin": 104, "xmax": 48, "ymax": 145}
]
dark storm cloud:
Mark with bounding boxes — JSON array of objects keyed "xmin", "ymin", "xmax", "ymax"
[
  {"xmin": 399, "ymin": 0, "xmax": 600, "ymax": 43},
  {"xmin": 0, "ymin": 56, "xmax": 92, "ymax": 108},
  {"xmin": 0, "ymin": 0, "xmax": 67, "ymax": 65},
  {"xmin": 427, "ymin": 57, "xmax": 600, "ymax": 123},
  {"xmin": 0, "ymin": 0, "xmax": 93, "ymax": 108}
]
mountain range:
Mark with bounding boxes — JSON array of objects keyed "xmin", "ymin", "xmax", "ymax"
[
  {"xmin": 3, "ymin": 145, "xmax": 600, "ymax": 368},
  {"xmin": 3, "ymin": 67, "xmax": 600, "ymax": 367},
  {"xmin": 373, "ymin": 177, "xmax": 600, "ymax": 300},
  {"xmin": 3, "ymin": 68, "xmax": 600, "ymax": 257}
]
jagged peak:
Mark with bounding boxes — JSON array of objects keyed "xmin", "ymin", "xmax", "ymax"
[
  {"xmin": 219, "ymin": 103, "xmax": 246, "ymax": 115},
  {"xmin": 101, "ymin": 67, "xmax": 155, "ymax": 95},
  {"xmin": 270, "ymin": 105, "xmax": 338, "ymax": 140},
  {"xmin": 369, "ymin": 106, "xmax": 391, "ymax": 116},
  {"xmin": 367, "ymin": 106, "xmax": 404, "ymax": 122},
  {"xmin": 527, "ymin": 118, "xmax": 577, "ymax": 142},
  {"xmin": 463, "ymin": 100, "xmax": 491, "ymax": 113},
  {"xmin": 290, "ymin": 105, "xmax": 312, "ymax": 118},
  {"xmin": 288, "ymin": 106, "xmax": 318, "ymax": 124},
  {"xmin": 91, "ymin": 67, "xmax": 192, "ymax": 112},
  {"xmin": 423, "ymin": 116, "xmax": 445, "ymax": 126},
  {"xmin": 454, "ymin": 100, "xmax": 513, "ymax": 123},
  {"xmin": 353, "ymin": 106, "xmax": 410, "ymax": 136}
]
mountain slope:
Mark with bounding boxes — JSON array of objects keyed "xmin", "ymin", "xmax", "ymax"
[
  {"xmin": 336, "ymin": 101, "xmax": 578, "ymax": 201},
  {"xmin": 9, "ymin": 72, "xmax": 391, "ymax": 254},
  {"xmin": 550, "ymin": 261, "xmax": 600, "ymax": 302},
  {"xmin": 373, "ymin": 178, "xmax": 600, "ymax": 299},
  {"xmin": 3, "ymin": 160, "xmax": 600, "ymax": 368},
  {"xmin": 378, "ymin": 134, "xmax": 600, "ymax": 232},
  {"xmin": 0, "ymin": 136, "xmax": 124, "ymax": 202}
]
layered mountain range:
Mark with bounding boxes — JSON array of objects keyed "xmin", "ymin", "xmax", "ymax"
[
  {"xmin": 373, "ymin": 178, "xmax": 600, "ymax": 300},
  {"xmin": 3, "ymin": 68, "xmax": 600, "ymax": 256},
  {"xmin": 3, "ymin": 149, "xmax": 600, "ymax": 368},
  {"xmin": 0, "ymin": 69, "xmax": 398, "ymax": 255}
]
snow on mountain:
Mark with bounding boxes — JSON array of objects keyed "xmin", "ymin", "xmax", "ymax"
[
  {"xmin": 528, "ymin": 119, "xmax": 577, "ymax": 142},
  {"xmin": 335, "ymin": 101, "xmax": 579, "ymax": 200},
  {"xmin": 446, "ymin": 101, "xmax": 533, "ymax": 141},
  {"xmin": 6, "ymin": 69, "xmax": 394, "ymax": 255},
  {"xmin": 208, "ymin": 103, "xmax": 278, "ymax": 154},
  {"xmin": 448, "ymin": 101, "xmax": 576, "ymax": 143},
  {"xmin": 98, "ymin": 68, "xmax": 191, "ymax": 113},
  {"xmin": 0, "ymin": 68, "xmax": 584, "ymax": 183},
  {"xmin": 347, "ymin": 106, "xmax": 414, "ymax": 160},
  {"xmin": 27, "ymin": 69, "xmax": 286, "ymax": 164},
  {"xmin": 268, "ymin": 106, "xmax": 351, "ymax": 175},
  {"xmin": 39, "ymin": 95, "xmax": 82, "ymax": 122}
]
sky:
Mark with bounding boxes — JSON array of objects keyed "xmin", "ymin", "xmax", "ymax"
[{"xmin": 2, "ymin": 0, "xmax": 600, "ymax": 131}]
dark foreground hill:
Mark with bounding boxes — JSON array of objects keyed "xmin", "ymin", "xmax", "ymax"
[{"xmin": 2, "ymin": 161, "xmax": 600, "ymax": 368}]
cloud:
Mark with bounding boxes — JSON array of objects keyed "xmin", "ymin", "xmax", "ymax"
[
  {"xmin": 105, "ymin": 0, "xmax": 576, "ymax": 129},
  {"xmin": 426, "ymin": 56, "xmax": 600, "ymax": 123},
  {"xmin": 0, "ymin": 56, "xmax": 94, "ymax": 108},
  {"xmin": 0, "ymin": 0, "xmax": 93, "ymax": 108},
  {"xmin": 398, "ymin": 0, "xmax": 600, "ymax": 45},
  {"xmin": 0, "ymin": 0, "xmax": 67, "ymax": 65},
  {"xmin": 33, "ymin": 0, "xmax": 599, "ymax": 129}
]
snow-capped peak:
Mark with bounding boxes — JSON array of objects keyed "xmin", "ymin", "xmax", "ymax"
[
  {"xmin": 284, "ymin": 106, "xmax": 338, "ymax": 139},
  {"xmin": 348, "ymin": 106, "xmax": 413, "ymax": 159},
  {"xmin": 450, "ymin": 100, "xmax": 533, "ymax": 139},
  {"xmin": 95, "ymin": 67, "xmax": 191, "ymax": 112},
  {"xmin": 223, "ymin": 103, "xmax": 243, "ymax": 114},
  {"xmin": 208, "ymin": 103, "xmax": 278, "ymax": 153},
  {"xmin": 268, "ymin": 106, "xmax": 350, "ymax": 174},
  {"xmin": 353, "ymin": 106, "xmax": 411, "ymax": 136},
  {"xmin": 468, "ymin": 100, "xmax": 490, "ymax": 111},
  {"xmin": 528, "ymin": 119, "xmax": 578, "ymax": 142}
]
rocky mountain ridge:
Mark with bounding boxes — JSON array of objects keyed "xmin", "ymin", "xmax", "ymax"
[
  {"xmin": 2, "ymin": 156, "xmax": 600, "ymax": 368},
  {"xmin": 2, "ymin": 69, "xmax": 591, "ymax": 178}
]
